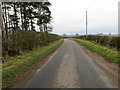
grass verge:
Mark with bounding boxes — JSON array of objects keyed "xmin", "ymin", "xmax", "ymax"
[
  {"xmin": 70, "ymin": 38, "xmax": 119, "ymax": 64},
  {"xmin": 2, "ymin": 39, "xmax": 63, "ymax": 88}
]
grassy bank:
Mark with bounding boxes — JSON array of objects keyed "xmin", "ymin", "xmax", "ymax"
[
  {"xmin": 2, "ymin": 39, "xmax": 63, "ymax": 88},
  {"xmin": 71, "ymin": 38, "xmax": 119, "ymax": 64}
]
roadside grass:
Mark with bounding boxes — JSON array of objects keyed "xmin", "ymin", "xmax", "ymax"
[
  {"xmin": 70, "ymin": 38, "xmax": 119, "ymax": 64},
  {"xmin": 2, "ymin": 39, "xmax": 63, "ymax": 88}
]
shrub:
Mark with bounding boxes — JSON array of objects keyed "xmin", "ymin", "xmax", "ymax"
[
  {"xmin": 2, "ymin": 30, "xmax": 61, "ymax": 60},
  {"xmin": 77, "ymin": 35, "xmax": 120, "ymax": 50}
]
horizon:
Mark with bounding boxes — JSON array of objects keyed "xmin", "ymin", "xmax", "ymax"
[{"xmin": 49, "ymin": 0, "xmax": 119, "ymax": 35}]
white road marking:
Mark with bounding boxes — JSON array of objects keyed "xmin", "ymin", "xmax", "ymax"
[{"xmin": 35, "ymin": 50, "xmax": 58, "ymax": 75}]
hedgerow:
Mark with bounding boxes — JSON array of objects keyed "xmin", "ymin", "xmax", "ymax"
[
  {"xmin": 76, "ymin": 35, "xmax": 120, "ymax": 50},
  {"xmin": 2, "ymin": 30, "xmax": 61, "ymax": 62}
]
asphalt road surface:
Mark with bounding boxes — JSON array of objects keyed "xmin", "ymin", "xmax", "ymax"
[{"xmin": 15, "ymin": 39, "xmax": 117, "ymax": 88}]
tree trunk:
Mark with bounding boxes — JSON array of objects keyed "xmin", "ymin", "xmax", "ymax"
[
  {"xmin": 20, "ymin": 2, "xmax": 24, "ymax": 30},
  {"xmin": 0, "ymin": 2, "xmax": 4, "ymax": 38},
  {"xmin": 13, "ymin": 2, "xmax": 18, "ymax": 31},
  {"xmin": 4, "ymin": 3, "xmax": 8, "ymax": 38},
  {"xmin": 23, "ymin": 3, "xmax": 28, "ymax": 30}
]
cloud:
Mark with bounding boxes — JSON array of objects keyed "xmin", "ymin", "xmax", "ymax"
[{"xmin": 49, "ymin": 0, "xmax": 119, "ymax": 35}]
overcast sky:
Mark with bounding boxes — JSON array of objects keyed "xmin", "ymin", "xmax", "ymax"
[{"xmin": 49, "ymin": 0, "xmax": 119, "ymax": 35}]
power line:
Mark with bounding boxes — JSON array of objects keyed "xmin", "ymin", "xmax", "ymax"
[
  {"xmin": 80, "ymin": 0, "xmax": 97, "ymax": 24},
  {"xmin": 80, "ymin": 0, "xmax": 97, "ymax": 35},
  {"xmin": 87, "ymin": 0, "xmax": 97, "ymax": 11}
]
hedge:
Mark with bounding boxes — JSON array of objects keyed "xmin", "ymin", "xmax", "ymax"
[
  {"xmin": 2, "ymin": 30, "xmax": 61, "ymax": 61},
  {"xmin": 76, "ymin": 35, "xmax": 120, "ymax": 50}
]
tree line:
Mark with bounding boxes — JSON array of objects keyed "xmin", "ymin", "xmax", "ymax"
[
  {"xmin": 0, "ymin": 1, "xmax": 61, "ymax": 62},
  {"xmin": 1, "ymin": 1, "xmax": 52, "ymax": 38}
]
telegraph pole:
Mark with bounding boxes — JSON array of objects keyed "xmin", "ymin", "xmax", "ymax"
[{"xmin": 86, "ymin": 11, "xmax": 88, "ymax": 36}]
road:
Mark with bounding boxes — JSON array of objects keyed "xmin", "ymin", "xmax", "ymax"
[{"xmin": 15, "ymin": 39, "xmax": 117, "ymax": 88}]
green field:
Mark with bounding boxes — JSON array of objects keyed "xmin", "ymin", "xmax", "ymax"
[
  {"xmin": 71, "ymin": 38, "xmax": 119, "ymax": 64},
  {"xmin": 2, "ymin": 39, "xmax": 63, "ymax": 88}
]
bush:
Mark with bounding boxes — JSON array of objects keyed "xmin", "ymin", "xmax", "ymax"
[
  {"xmin": 2, "ymin": 30, "xmax": 61, "ymax": 59},
  {"xmin": 77, "ymin": 35, "xmax": 120, "ymax": 50}
]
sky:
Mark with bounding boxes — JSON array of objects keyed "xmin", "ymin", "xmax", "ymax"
[{"xmin": 49, "ymin": 0, "xmax": 119, "ymax": 35}]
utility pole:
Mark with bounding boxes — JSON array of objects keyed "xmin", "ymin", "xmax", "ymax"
[{"xmin": 86, "ymin": 11, "xmax": 87, "ymax": 36}]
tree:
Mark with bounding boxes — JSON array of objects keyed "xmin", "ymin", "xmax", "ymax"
[
  {"xmin": 75, "ymin": 33, "xmax": 79, "ymax": 36},
  {"xmin": 1, "ymin": 1, "xmax": 52, "ymax": 37},
  {"xmin": 2, "ymin": 2, "xmax": 9, "ymax": 38},
  {"xmin": 0, "ymin": 2, "xmax": 4, "ymax": 38}
]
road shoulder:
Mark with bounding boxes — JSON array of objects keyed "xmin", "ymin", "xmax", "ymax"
[
  {"xmin": 12, "ymin": 40, "xmax": 64, "ymax": 88},
  {"xmin": 72, "ymin": 40, "xmax": 118, "ymax": 86}
]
